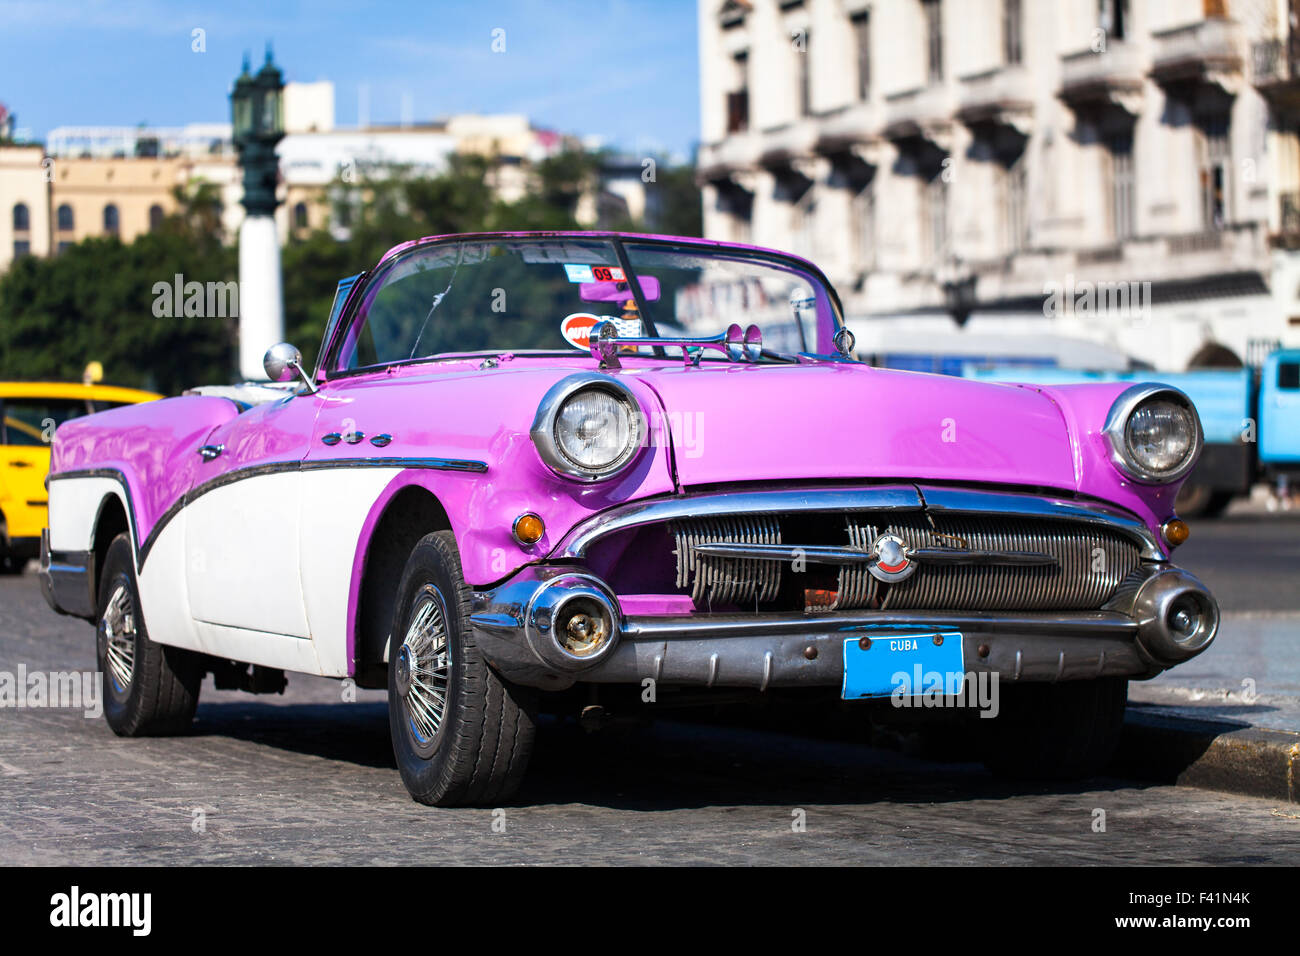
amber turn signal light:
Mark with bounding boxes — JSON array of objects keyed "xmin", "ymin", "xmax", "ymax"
[
  {"xmin": 512, "ymin": 512, "xmax": 545, "ymax": 546},
  {"xmin": 1162, "ymin": 518, "xmax": 1190, "ymax": 547}
]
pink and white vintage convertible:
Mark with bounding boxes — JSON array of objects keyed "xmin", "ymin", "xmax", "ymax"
[{"xmin": 40, "ymin": 232, "xmax": 1217, "ymax": 805}]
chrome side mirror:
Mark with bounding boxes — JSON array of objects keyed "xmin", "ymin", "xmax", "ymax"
[{"xmin": 263, "ymin": 342, "xmax": 318, "ymax": 394}]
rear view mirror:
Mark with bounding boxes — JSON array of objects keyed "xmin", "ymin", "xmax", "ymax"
[{"xmin": 580, "ymin": 275, "xmax": 660, "ymax": 303}]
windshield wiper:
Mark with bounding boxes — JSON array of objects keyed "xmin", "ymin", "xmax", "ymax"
[{"xmin": 407, "ymin": 244, "xmax": 466, "ymax": 360}]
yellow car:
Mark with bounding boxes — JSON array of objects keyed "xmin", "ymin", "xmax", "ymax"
[{"xmin": 1, "ymin": 382, "xmax": 161, "ymax": 573}]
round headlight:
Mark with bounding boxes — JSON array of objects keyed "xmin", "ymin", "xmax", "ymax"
[
  {"xmin": 1104, "ymin": 385, "xmax": 1202, "ymax": 484},
  {"xmin": 531, "ymin": 375, "xmax": 643, "ymax": 480}
]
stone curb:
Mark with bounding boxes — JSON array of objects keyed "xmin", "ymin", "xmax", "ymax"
[{"xmin": 1117, "ymin": 707, "xmax": 1300, "ymax": 803}]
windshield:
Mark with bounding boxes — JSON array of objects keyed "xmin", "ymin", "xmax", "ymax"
[{"xmin": 334, "ymin": 236, "xmax": 840, "ymax": 372}]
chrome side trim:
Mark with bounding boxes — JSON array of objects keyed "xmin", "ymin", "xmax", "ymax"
[{"xmin": 49, "ymin": 456, "xmax": 489, "ymax": 572}]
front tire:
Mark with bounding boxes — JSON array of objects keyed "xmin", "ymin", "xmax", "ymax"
[
  {"xmin": 388, "ymin": 531, "xmax": 537, "ymax": 806},
  {"xmin": 980, "ymin": 677, "xmax": 1127, "ymax": 780},
  {"xmin": 97, "ymin": 533, "xmax": 202, "ymax": 736}
]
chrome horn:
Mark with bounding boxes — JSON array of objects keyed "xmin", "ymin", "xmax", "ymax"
[{"xmin": 589, "ymin": 321, "xmax": 762, "ymax": 370}]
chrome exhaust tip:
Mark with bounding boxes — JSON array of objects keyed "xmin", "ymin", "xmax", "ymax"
[
  {"xmin": 524, "ymin": 573, "xmax": 621, "ymax": 671},
  {"xmin": 1130, "ymin": 567, "xmax": 1219, "ymax": 665}
]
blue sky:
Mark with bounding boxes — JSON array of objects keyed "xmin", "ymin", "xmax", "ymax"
[{"xmin": 0, "ymin": 0, "xmax": 701, "ymax": 158}]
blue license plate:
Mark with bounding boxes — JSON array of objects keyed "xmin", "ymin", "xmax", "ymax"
[{"xmin": 841, "ymin": 632, "xmax": 966, "ymax": 700}]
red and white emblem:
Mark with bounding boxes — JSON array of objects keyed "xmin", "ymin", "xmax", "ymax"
[{"xmin": 868, "ymin": 533, "xmax": 916, "ymax": 583}]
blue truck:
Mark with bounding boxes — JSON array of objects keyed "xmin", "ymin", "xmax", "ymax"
[{"xmin": 956, "ymin": 350, "xmax": 1300, "ymax": 517}]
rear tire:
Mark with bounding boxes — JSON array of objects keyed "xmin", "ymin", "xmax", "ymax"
[
  {"xmin": 1202, "ymin": 491, "xmax": 1234, "ymax": 518},
  {"xmin": 388, "ymin": 530, "xmax": 537, "ymax": 806},
  {"xmin": 97, "ymin": 534, "xmax": 202, "ymax": 736},
  {"xmin": 1176, "ymin": 483, "xmax": 1233, "ymax": 518},
  {"xmin": 980, "ymin": 677, "xmax": 1127, "ymax": 780},
  {"xmin": 0, "ymin": 521, "xmax": 25, "ymax": 574}
]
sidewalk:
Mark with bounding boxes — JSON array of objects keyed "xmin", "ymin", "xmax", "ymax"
[{"xmin": 1119, "ymin": 612, "xmax": 1300, "ymax": 801}]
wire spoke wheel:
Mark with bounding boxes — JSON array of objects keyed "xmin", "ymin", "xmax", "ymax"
[
  {"xmin": 396, "ymin": 586, "xmax": 452, "ymax": 758},
  {"xmin": 99, "ymin": 583, "xmax": 137, "ymax": 694}
]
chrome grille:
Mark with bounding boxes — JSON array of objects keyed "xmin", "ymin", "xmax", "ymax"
[
  {"xmin": 671, "ymin": 512, "xmax": 1141, "ymax": 611},
  {"xmin": 672, "ymin": 516, "xmax": 782, "ymax": 605},
  {"xmin": 867, "ymin": 515, "xmax": 1139, "ymax": 611}
]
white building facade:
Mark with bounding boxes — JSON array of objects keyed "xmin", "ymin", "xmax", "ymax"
[{"xmin": 698, "ymin": 0, "xmax": 1300, "ymax": 370}]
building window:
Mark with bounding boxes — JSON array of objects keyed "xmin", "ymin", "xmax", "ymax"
[
  {"xmin": 1199, "ymin": 114, "xmax": 1230, "ymax": 231},
  {"xmin": 923, "ymin": 0, "xmax": 944, "ymax": 85},
  {"xmin": 853, "ymin": 178, "xmax": 876, "ymax": 270},
  {"xmin": 727, "ymin": 51, "xmax": 750, "ymax": 134},
  {"xmin": 335, "ymin": 199, "xmax": 353, "ymax": 229},
  {"xmin": 103, "ymin": 204, "xmax": 120, "ymax": 235},
  {"xmin": 1003, "ymin": 154, "xmax": 1028, "ymax": 252},
  {"xmin": 13, "ymin": 203, "xmax": 30, "ymax": 232},
  {"xmin": 924, "ymin": 172, "xmax": 948, "ymax": 263},
  {"xmin": 1099, "ymin": 0, "xmax": 1127, "ymax": 42},
  {"xmin": 797, "ymin": 30, "xmax": 812, "ymax": 117},
  {"xmin": 294, "ymin": 202, "xmax": 309, "ymax": 230},
  {"xmin": 13, "ymin": 240, "xmax": 31, "ymax": 259},
  {"xmin": 1003, "ymin": 0, "xmax": 1022, "ymax": 66},
  {"xmin": 57, "ymin": 241, "xmax": 72, "ymax": 254},
  {"xmin": 718, "ymin": 183, "xmax": 753, "ymax": 245},
  {"xmin": 793, "ymin": 187, "xmax": 817, "ymax": 258},
  {"xmin": 1107, "ymin": 130, "xmax": 1135, "ymax": 240},
  {"xmin": 852, "ymin": 11, "xmax": 871, "ymax": 101},
  {"xmin": 57, "ymin": 204, "xmax": 74, "ymax": 231},
  {"xmin": 149, "ymin": 204, "xmax": 165, "ymax": 231}
]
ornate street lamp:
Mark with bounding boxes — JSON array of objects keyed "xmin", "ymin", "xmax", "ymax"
[
  {"xmin": 231, "ymin": 49, "xmax": 285, "ymax": 216},
  {"xmin": 937, "ymin": 256, "xmax": 978, "ymax": 328},
  {"xmin": 231, "ymin": 47, "xmax": 287, "ymax": 380}
]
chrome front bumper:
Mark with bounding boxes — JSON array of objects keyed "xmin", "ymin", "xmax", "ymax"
[{"xmin": 469, "ymin": 562, "xmax": 1219, "ymax": 692}]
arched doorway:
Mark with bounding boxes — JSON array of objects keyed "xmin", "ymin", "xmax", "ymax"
[{"xmin": 1187, "ymin": 342, "xmax": 1243, "ymax": 369}]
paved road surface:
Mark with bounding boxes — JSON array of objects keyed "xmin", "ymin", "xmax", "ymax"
[{"xmin": 4, "ymin": 529, "xmax": 1299, "ymax": 864}]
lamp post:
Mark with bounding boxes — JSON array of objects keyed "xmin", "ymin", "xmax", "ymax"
[
  {"xmin": 231, "ymin": 48, "xmax": 286, "ymax": 380},
  {"xmin": 938, "ymin": 256, "xmax": 978, "ymax": 329}
]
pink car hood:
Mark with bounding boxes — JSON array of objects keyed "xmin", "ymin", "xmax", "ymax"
[{"xmin": 625, "ymin": 362, "xmax": 1078, "ymax": 490}]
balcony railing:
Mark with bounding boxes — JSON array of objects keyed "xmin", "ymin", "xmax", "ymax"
[
  {"xmin": 1253, "ymin": 37, "xmax": 1300, "ymax": 99},
  {"xmin": 1280, "ymin": 191, "xmax": 1300, "ymax": 235},
  {"xmin": 1150, "ymin": 18, "xmax": 1243, "ymax": 87},
  {"xmin": 881, "ymin": 85, "xmax": 953, "ymax": 142},
  {"xmin": 1059, "ymin": 43, "xmax": 1144, "ymax": 110},
  {"xmin": 956, "ymin": 65, "xmax": 1033, "ymax": 129}
]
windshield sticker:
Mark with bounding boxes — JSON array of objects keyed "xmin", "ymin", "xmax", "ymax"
[
  {"xmin": 611, "ymin": 317, "xmax": 642, "ymax": 338},
  {"xmin": 564, "ymin": 264, "xmax": 625, "ymax": 283},
  {"xmin": 560, "ymin": 312, "xmax": 602, "ymax": 349}
]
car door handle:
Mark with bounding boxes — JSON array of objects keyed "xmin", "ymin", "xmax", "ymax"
[
  {"xmin": 7, "ymin": 460, "xmax": 33, "ymax": 468},
  {"xmin": 198, "ymin": 444, "xmax": 224, "ymax": 461}
]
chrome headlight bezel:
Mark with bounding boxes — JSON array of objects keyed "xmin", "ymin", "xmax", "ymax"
[
  {"xmin": 530, "ymin": 373, "xmax": 644, "ymax": 481},
  {"xmin": 1103, "ymin": 384, "xmax": 1204, "ymax": 485}
]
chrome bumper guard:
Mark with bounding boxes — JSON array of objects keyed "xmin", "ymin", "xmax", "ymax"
[
  {"xmin": 38, "ymin": 529, "xmax": 97, "ymax": 620},
  {"xmin": 470, "ymin": 562, "xmax": 1219, "ymax": 691}
]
